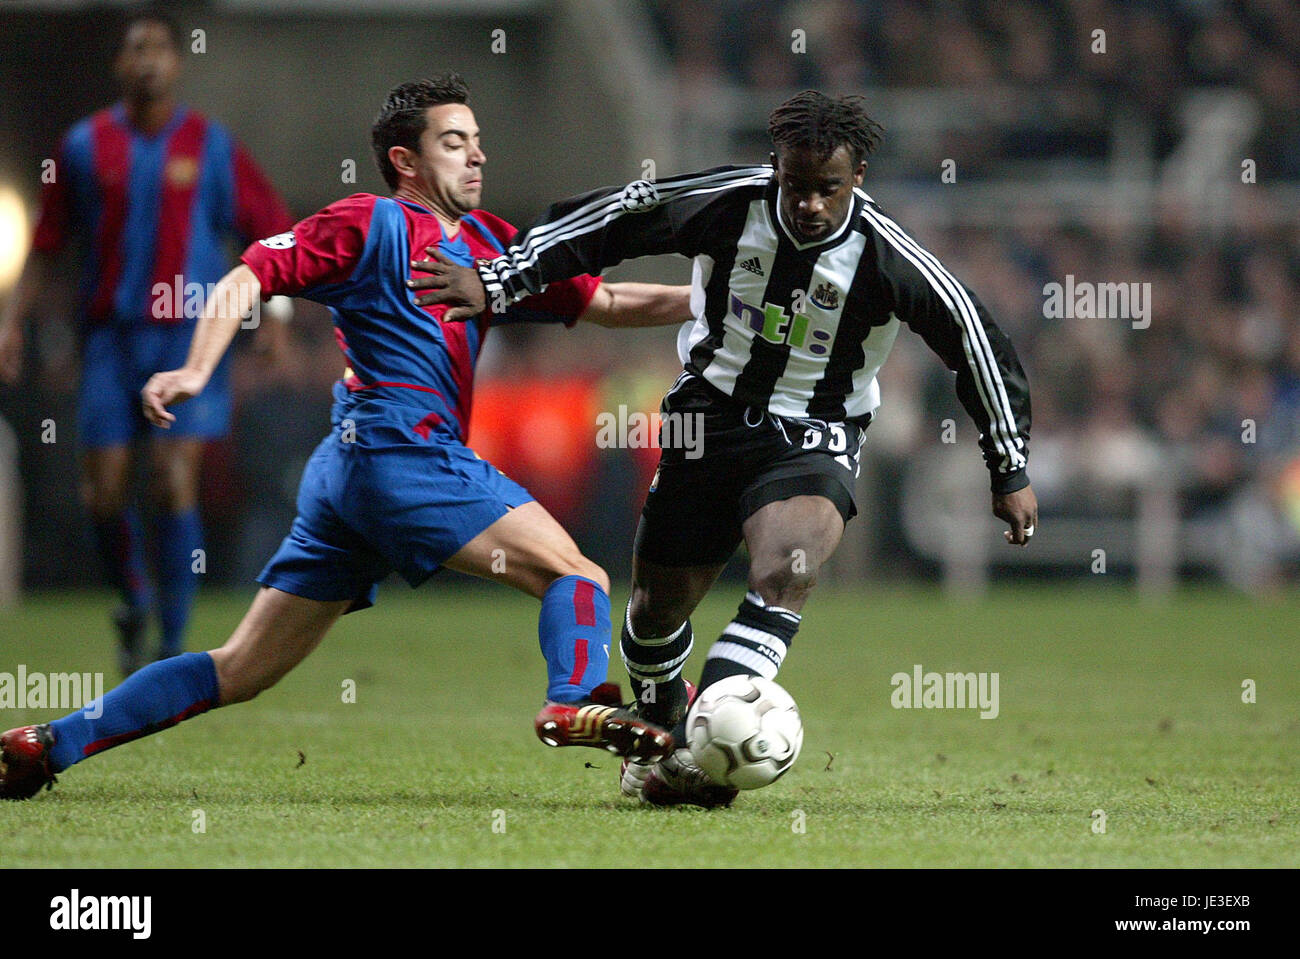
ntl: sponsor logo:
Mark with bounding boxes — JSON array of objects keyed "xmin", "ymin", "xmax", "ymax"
[{"xmin": 0, "ymin": 666, "xmax": 104, "ymax": 718}]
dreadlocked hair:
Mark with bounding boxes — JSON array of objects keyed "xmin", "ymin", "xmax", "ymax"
[{"xmin": 767, "ymin": 91, "xmax": 884, "ymax": 166}]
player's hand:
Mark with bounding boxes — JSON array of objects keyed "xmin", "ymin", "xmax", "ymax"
[
  {"xmin": 0, "ymin": 324, "xmax": 22, "ymax": 385},
  {"xmin": 141, "ymin": 368, "xmax": 207, "ymax": 427},
  {"xmin": 407, "ymin": 248, "xmax": 487, "ymax": 322},
  {"xmin": 993, "ymin": 484, "xmax": 1038, "ymax": 547}
]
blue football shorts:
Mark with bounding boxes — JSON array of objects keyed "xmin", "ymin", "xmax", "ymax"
[
  {"xmin": 79, "ymin": 322, "xmax": 231, "ymax": 448},
  {"xmin": 256, "ymin": 409, "xmax": 534, "ymax": 612}
]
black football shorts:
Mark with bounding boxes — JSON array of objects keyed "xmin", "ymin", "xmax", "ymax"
[{"xmin": 633, "ymin": 374, "xmax": 868, "ymax": 568}]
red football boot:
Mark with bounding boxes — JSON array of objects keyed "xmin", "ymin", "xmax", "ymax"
[
  {"xmin": 0, "ymin": 725, "xmax": 57, "ymax": 800},
  {"xmin": 534, "ymin": 699, "xmax": 673, "ymax": 761}
]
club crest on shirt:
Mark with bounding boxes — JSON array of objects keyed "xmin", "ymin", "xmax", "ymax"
[
  {"xmin": 811, "ymin": 281, "xmax": 840, "ymax": 311},
  {"xmin": 258, "ymin": 231, "xmax": 296, "ymax": 249},
  {"xmin": 165, "ymin": 156, "xmax": 199, "ymax": 188}
]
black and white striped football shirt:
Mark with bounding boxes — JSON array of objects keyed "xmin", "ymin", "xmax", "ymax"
[{"xmin": 478, "ymin": 165, "xmax": 1031, "ymax": 493}]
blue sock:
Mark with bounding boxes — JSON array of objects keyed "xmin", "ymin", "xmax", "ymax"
[
  {"xmin": 155, "ymin": 509, "xmax": 202, "ymax": 657},
  {"xmin": 47, "ymin": 651, "xmax": 219, "ymax": 772},
  {"xmin": 92, "ymin": 506, "xmax": 151, "ymax": 611},
  {"xmin": 538, "ymin": 575, "xmax": 611, "ymax": 702}
]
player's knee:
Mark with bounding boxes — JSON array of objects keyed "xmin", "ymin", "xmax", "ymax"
[
  {"xmin": 749, "ymin": 556, "xmax": 819, "ymax": 608},
  {"xmin": 80, "ymin": 475, "xmax": 128, "ymax": 518},
  {"xmin": 628, "ymin": 588, "xmax": 689, "ymax": 638},
  {"xmin": 522, "ymin": 557, "xmax": 610, "ymax": 599},
  {"xmin": 151, "ymin": 486, "xmax": 193, "ymax": 514},
  {"xmin": 149, "ymin": 465, "xmax": 198, "ymax": 512},
  {"xmin": 566, "ymin": 559, "xmax": 610, "ymax": 596}
]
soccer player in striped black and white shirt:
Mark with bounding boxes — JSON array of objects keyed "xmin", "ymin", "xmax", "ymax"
[{"xmin": 416, "ymin": 91, "xmax": 1039, "ymax": 807}]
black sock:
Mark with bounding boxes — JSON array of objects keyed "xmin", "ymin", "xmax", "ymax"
[
  {"xmin": 698, "ymin": 590, "xmax": 800, "ymax": 692},
  {"xmin": 679, "ymin": 592, "xmax": 801, "ymax": 742},
  {"xmin": 620, "ymin": 600, "xmax": 693, "ymax": 726}
]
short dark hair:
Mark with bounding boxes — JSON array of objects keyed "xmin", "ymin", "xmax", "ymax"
[
  {"xmin": 768, "ymin": 91, "xmax": 884, "ymax": 168},
  {"xmin": 371, "ymin": 74, "xmax": 470, "ymax": 190},
  {"xmin": 120, "ymin": 10, "xmax": 181, "ymax": 51}
]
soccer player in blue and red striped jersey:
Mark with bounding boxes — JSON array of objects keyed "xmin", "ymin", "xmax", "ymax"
[
  {"xmin": 0, "ymin": 74, "xmax": 691, "ymax": 800},
  {"xmin": 0, "ymin": 13, "xmax": 293, "ymax": 674}
]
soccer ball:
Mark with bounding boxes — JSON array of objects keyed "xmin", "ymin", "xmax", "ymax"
[
  {"xmin": 620, "ymin": 178, "xmax": 661, "ymax": 212},
  {"xmin": 685, "ymin": 675, "xmax": 803, "ymax": 790}
]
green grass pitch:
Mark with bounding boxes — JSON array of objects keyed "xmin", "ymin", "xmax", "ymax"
[{"xmin": 1, "ymin": 585, "xmax": 1296, "ymax": 867}]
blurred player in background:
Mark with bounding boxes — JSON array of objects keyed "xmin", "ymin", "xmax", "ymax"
[
  {"xmin": 0, "ymin": 12, "xmax": 293, "ymax": 674},
  {"xmin": 412, "ymin": 90, "xmax": 1038, "ymax": 808},
  {"xmin": 0, "ymin": 73, "xmax": 693, "ymax": 800}
]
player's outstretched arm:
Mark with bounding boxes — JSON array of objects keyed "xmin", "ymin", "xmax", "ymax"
[
  {"xmin": 476, "ymin": 168, "xmax": 766, "ymax": 308},
  {"xmin": 142, "ymin": 264, "xmax": 260, "ymax": 426},
  {"xmin": 994, "ymin": 484, "xmax": 1038, "ymax": 547},
  {"xmin": 411, "ymin": 167, "xmax": 767, "ymax": 313},
  {"xmin": 870, "ymin": 210, "xmax": 1036, "ymax": 544},
  {"xmin": 578, "ymin": 283, "xmax": 692, "ymax": 328}
]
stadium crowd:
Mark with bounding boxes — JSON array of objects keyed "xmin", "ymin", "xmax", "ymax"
[
  {"xmin": 645, "ymin": 0, "xmax": 1300, "ymax": 178},
  {"xmin": 634, "ymin": 0, "xmax": 1300, "ymax": 587},
  {"xmin": 3, "ymin": 0, "xmax": 1296, "ymax": 592}
]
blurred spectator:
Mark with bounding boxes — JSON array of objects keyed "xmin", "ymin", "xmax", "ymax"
[{"xmin": 647, "ymin": 0, "xmax": 1296, "ymax": 172}]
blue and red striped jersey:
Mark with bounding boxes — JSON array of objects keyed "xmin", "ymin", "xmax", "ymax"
[
  {"xmin": 240, "ymin": 193, "xmax": 600, "ymax": 443},
  {"xmin": 32, "ymin": 103, "xmax": 292, "ymax": 325}
]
